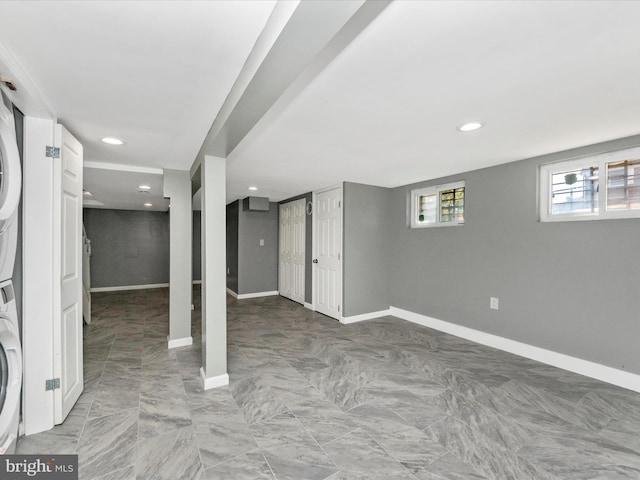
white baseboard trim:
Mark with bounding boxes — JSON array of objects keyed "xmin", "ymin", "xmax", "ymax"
[
  {"xmin": 341, "ymin": 309, "xmax": 392, "ymax": 325},
  {"xmin": 237, "ymin": 290, "xmax": 279, "ymax": 300},
  {"xmin": 304, "ymin": 303, "xmax": 314, "ymax": 311},
  {"xmin": 167, "ymin": 336, "xmax": 193, "ymax": 349},
  {"xmin": 389, "ymin": 306, "xmax": 640, "ymax": 394},
  {"xmin": 91, "ymin": 283, "xmax": 168, "ymax": 293},
  {"xmin": 192, "ymin": 280, "xmax": 202, "ymax": 285},
  {"xmin": 226, "ymin": 288, "xmax": 279, "ymax": 300},
  {"xmin": 200, "ymin": 368, "xmax": 229, "ymax": 390}
]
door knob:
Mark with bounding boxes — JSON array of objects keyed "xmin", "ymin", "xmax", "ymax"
[{"xmin": 313, "ymin": 259, "xmax": 318, "ymax": 263}]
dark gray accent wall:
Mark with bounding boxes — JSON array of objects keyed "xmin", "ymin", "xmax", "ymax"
[
  {"xmin": 279, "ymin": 192, "xmax": 313, "ymax": 303},
  {"xmin": 12, "ymin": 106, "xmax": 23, "ymax": 328},
  {"xmin": 193, "ymin": 211, "xmax": 201, "ymax": 282},
  {"xmin": 343, "ymin": 182, "xmax": 391, "ymax": 317},
  {"xmin": 388, "ymin": 135, "xmax": 640, "ymax": 375},
  {"xmin": 83, "ymin": 209, "xmax": 170, "ymax": 288},
  {"xmin": 238, "ymin": 201, "xmax": 278, "ymax": 295},
  {"xmin": 226, "ymin": 201, "xmax": 239, "ymax": 293}
]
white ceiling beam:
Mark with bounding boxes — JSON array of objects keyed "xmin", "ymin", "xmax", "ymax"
[
  {"xmin": 191, "ymin": 0, "xmax": 391, "ymax": 175},
  {"xmin": 0, "ymin": 39, "xmax": 54, "ymax": 118}
]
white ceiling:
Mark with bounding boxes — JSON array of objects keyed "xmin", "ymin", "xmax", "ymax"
[
  {"xmin": 2, "ymin": 1, "xmax": 640, "ymax": 208},
  {"xmin": 83, "ymin": 164, "xmax": 169, "ymax": 211},
  {"xmin": 226, "ymin": 0, "xmax": 640, "ymax": 202}
]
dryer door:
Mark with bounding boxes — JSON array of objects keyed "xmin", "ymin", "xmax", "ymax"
[
  {"xmin": 0, "ymin": 93, "xmax": 21, "ymax": 225},
  {"xmin": 0, "ymin": 343, "xmax": 7, "ymax": 414}
]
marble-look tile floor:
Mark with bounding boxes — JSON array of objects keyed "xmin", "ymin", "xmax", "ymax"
[{"xmin": 17, "ymin": 288, "xmax": 640, "ymax": 479}]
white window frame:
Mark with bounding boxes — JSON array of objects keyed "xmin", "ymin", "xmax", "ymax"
[
  {"xmin": 540, "ymin": 146, "xmax": 640, "ymax": 222},
  {"xmin": 410, "ymin": 180, "xmax": 465, "ymax": 228}
]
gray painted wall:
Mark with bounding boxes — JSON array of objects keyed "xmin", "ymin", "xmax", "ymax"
[
  {"xmin": 226, "ymin": 201, "xmax": 239, "ymax": 293},
  {"xmin": 238, "ymin": 201, "xmax": 278, "ymax": 295},
  {"xmin": 343, "ymin": 182, "xmax": 391, "ymax": 317},
  {"xmin": 279, "ymin": 192, "xmax": 313, "ymax": 304},
  {"xmin": 13, "ymin": 106, "xmax": 23, "ymax": 328},
  {"xmin": 387, "ymin": 135, "xmax": 640, "ymax": 375},
  {"xmin": 193, "ymin": 211, "xmax": 201, "ymax": 281},
  {"xmin": 84, "ymin": 209, "xmax": 170, "ymax": 288}
]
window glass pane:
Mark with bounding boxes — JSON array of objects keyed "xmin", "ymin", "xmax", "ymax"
[
  {"xmin": 440, "ymin": 187, "xmax": 464, "ymax": 223},
  {"xmin": 606, "ymin": 159, "xmax": 640, "ymax": 211},
  {"xmin": 550, "ymin": 166, "xmax": 599, "ymax": 215},
  {"xmin": 417, "ymin": 194, "xmax": 437, "ymax": 223}
]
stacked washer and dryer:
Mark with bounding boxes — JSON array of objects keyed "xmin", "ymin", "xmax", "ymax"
[{"xmin": 0, "ymin": 89, "xmax": 22, "ymax": 455}]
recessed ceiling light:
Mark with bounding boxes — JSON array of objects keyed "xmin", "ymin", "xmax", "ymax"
[
  {"xmin": 101, "ymin": 137, "xmax": 125, "ymax": 145},
  {"xmin": 138, "ymin": 185, "xmax": 151, "ymax": 191},
  {"xmin": 248, "ymin": 186, "xmax": 258, "ymax": 191},
  {"xmin": 144, "ymin": 203, "xmax": 152, "ymax": 207},
  {"xmin": 457, "ymin": 121, "xmax": 484, "ymax": 132}
]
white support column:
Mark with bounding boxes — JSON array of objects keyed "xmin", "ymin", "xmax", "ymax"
[
  {"xmin": 200, "ymin": 155, "xmax": 228, "ymax": 389},
  {"xmin": 163, "ymin": 169, "xmax": 193, "ymax": 349}
]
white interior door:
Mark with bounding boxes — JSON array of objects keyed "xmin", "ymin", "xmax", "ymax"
[
  {"xmin": 313, "ymin": 187, "xmax": 342, "ymax": 319},
  {"xmin": 279, "ymin": 203, "xmax": 292, "ymax": 298},
  {"xmin": 55, "ymin": 126, "xmax": 83, "ymax": 424},
  {"xmin": 279, "ymin": 199, "xmax": 305, "ymax": 304},
  {"xmin": 290, "ymin": 199, "xmax": 305, "ymax": 304}
]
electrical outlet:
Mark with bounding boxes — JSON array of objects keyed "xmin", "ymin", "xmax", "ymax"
[
  {"xmin": 259, "ymin": 239, "xmax": 265, "ymax": 246},
  {"xmin": 490, "ymin": 297, "xmax": 499, "ymax": 310},
  {"xmin": 227, "ymin": 267, "xmax": 230, "ymax": 275}
]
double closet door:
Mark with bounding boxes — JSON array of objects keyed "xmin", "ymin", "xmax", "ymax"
[{"xmin": 279, "ymin": 199, "xmax": 305, "ymax": 304}]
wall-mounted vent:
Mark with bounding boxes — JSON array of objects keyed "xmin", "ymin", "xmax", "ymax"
[{"xmin": 243, "ymin": 196, "xmax": 269, "ymax": 212}]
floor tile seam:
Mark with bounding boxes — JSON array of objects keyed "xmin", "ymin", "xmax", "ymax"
[
  {"xmin": 189, "ymin": 423, "xmax": 215, "ymax": 478},
  {"xmin": 424, "ymin": 416, "xmax": 469, "ymax": 458},
  {"xmin": 91, "ymin": 334, "xmax": 118, "ymax": 392},
  {"xmin": 508, "ymin": 386, "xmax": 599, "ymax": 434},
  {"xmin": 346, "ymin": 425, "xmax": 418, "ymax": 477},
  {"xmin": 376, "ymin": 343, "xmax": 451, "ymax": 389},
  {"xmin": 260, "ymin": 451, "xmax": 279, "ymax": 480},
  {"xmin": 275, "ymin": 407, "xmax": 342, "ymax": 477},
  {"xmin": 245, "ymin": 403, "xmax": 292, "ymax": 427},
  {"xmin": 286, "ymin": 405, "xmax": 342, "ymax": 456},
  {"xmin": 386, "ymin": 401, "xmax": 447, "ymax": 432},
  {"xmin": 201, "ymin": 444, "xmax": 264, "ymax": 471},
  {"xmin": 62, "ymin": 400, "xmax": 94, "ymax": 449},
  {"xmin": 432, "ymin": 408, "xmax": 534, "ymax": 457},
  {"xmin": 344, "ymin": 395, "xmax": 379, "ymax": 414},
  {"xmin": 227, "ymin": 382, "xmax": 264, "ymax": 429}
]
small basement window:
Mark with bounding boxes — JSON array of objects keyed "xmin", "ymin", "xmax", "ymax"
[
  {"xmin": 540, "ymin": 146, "xmax": 640, "ymax": 221},
  {"xmin": 411, "ymin": 181, "xmax": 465, "ymax": 228}
]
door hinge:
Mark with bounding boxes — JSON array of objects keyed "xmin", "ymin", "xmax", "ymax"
[
  {"xmin": 338, "ymin": 305, "xmax": 340, "ymax": 312},
  {"xmin": 45, "ymin": 378, "xmax": 61, "ymax": 391},
  {"xmin": 45, "ymin": 146, "xmax": 60, "ymax": 158},
  {"xmin": 338, "ymin": 201, "xmax": 341, "ymax": 208}
]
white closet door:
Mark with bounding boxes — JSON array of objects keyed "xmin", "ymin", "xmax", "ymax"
[
  {"xmin": 314, "ymin": 187, "xmax": 342, "ymax": 320},
  {"xmin": 279, "ymin": 203, "xmax": 292, "ymax": 298},
  {"xmin": 279, "ymin": 199, "xmax": 305, "ymax": 304},
  {"xmin": 290, "ymin": 199, "xmax": 305, "ymax": 304}
]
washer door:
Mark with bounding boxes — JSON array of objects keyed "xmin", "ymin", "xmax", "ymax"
[
  {"xmin": 0, "ymin": 320, "xmax": 21, "ymax": 440},
  {"xmin": 0, "ymin": 96, "xmax": 21, "ymax": 223}
]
